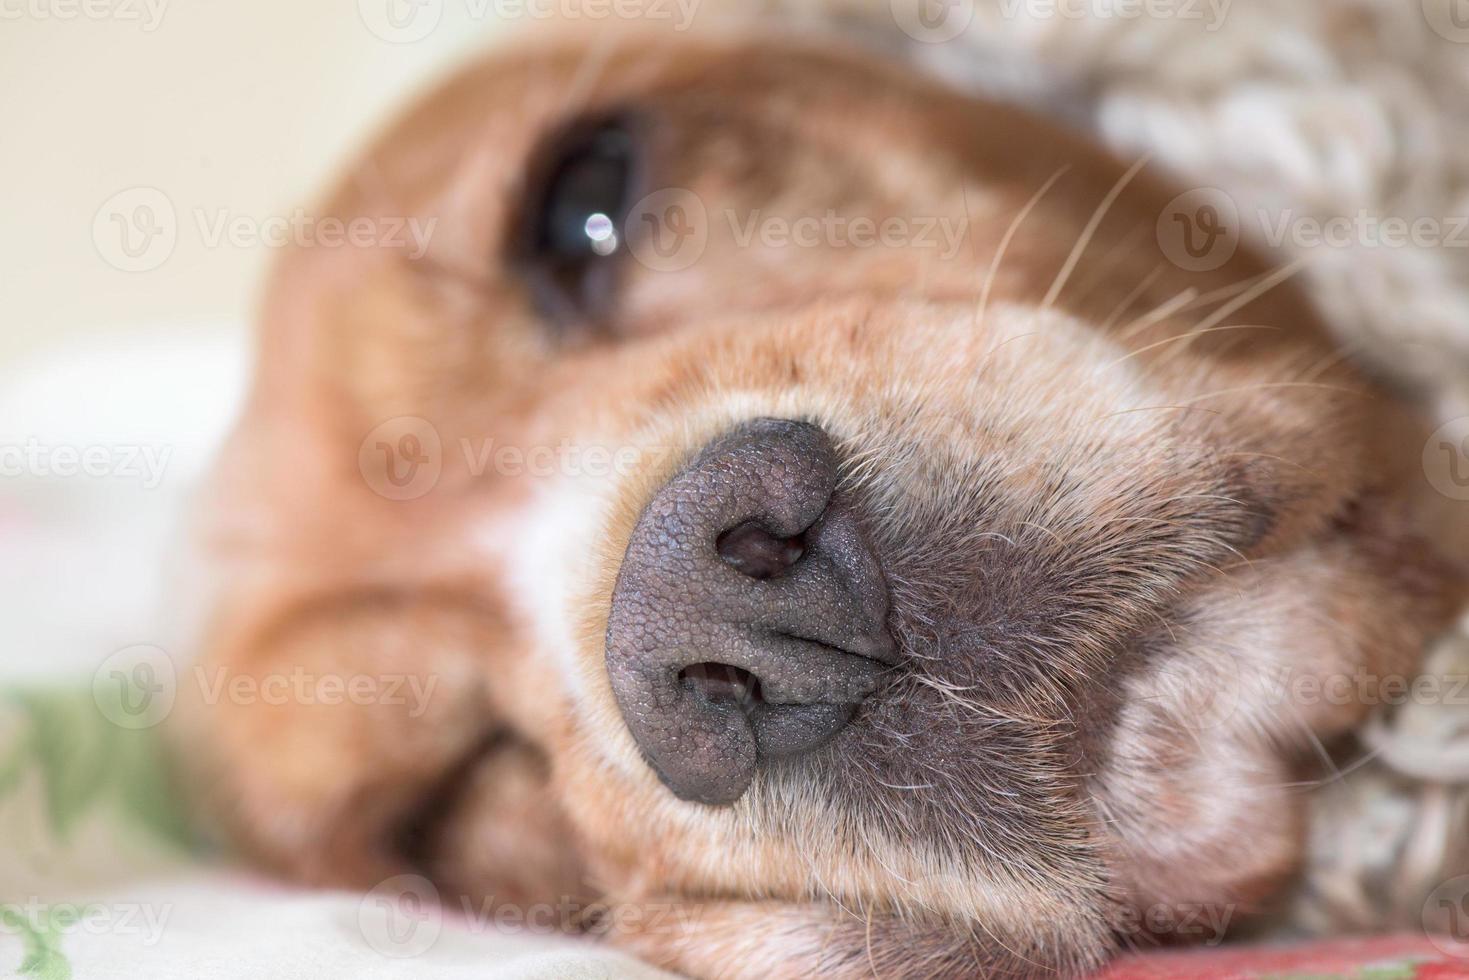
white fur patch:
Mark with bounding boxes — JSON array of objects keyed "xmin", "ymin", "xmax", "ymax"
[{"xmin": 475, "ymin": 474, "xmax": 611, "ymax": 707}]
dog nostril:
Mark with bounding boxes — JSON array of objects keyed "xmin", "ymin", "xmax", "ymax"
[
  {"xmin": 716, "ymin": 521, "xmax": 805, "ymax": 580},
  {"xmin": 606, "ymin": 418, "xmax": 896, "ymax": 805},
  {"xmin": 678, "ymin": 662, "xmax": 764, "ymax": 705}
]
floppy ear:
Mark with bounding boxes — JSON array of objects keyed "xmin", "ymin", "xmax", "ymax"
[
  {"xmin": 169, "ymin": 238, "xmax": 592, "ymax": 905},
  {"xmin": 176, "ymin": 593, "xmax": 501, "ymax": 886}
]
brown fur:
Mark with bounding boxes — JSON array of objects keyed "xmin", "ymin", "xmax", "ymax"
[{"xmin": 174, "ymin": 24, "xmax": 1467, "ymax": 979}]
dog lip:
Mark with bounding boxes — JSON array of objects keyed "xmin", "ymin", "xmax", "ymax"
[
  {"xmin": 779, "ymin": 626, "xmax": 899, "ymax": 669},
  {"xmin": 698, "ymin": 636, "xmax": 894, "ymax": 707},
  {"xmin": 747, "ymin": 701, "xmax": 859, "ymax": 759},
  {"xmin": 747, "ymin": 632, "xmax": 897, "ymax": 703}
]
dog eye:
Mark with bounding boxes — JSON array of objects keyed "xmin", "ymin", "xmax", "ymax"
[{"xmin": 515, "ymin": 117, "xmax": 639, "ymax": 327}]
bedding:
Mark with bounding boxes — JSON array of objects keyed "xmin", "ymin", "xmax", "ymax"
[{"xmin": 3, "ymin": 686, "xmax": 1466, "ymax": 978}]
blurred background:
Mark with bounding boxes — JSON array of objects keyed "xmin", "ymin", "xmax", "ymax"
[{"xmin": 0, "ymin": 3, "xmax": 513, "ymax": 683}]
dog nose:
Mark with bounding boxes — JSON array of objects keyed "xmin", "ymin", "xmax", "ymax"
[{"xmin": 605, "ymin": 419, "xmax": 896, "ymax": 805}]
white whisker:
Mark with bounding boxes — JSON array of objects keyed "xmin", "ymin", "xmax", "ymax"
[
  {"xmin": 1042, "ymin": 154, "xmax": 1151, "ymax": 310},
  {"xmin": 977, "ymin": 166, "xmax": 1071, "ymax": 327}
]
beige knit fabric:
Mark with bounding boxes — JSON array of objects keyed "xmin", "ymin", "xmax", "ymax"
[{"xmin": 727, "ymin": 0, "xmax": 1469, "ymax": 937}]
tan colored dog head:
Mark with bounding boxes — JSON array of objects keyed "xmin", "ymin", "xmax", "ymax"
[{"xmin": 181, "ymin": 24, "xmax": 1465, "ymax": 978}]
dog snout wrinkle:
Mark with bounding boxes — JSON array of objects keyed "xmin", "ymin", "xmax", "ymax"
[{"xmin": 605, "ymin": 418, "xmax": 895, "ymax": 805}]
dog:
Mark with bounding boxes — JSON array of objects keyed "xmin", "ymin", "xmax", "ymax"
[{"xmin": 175, "ymin": 19, "xmax": 1468, "ymax": 978}]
